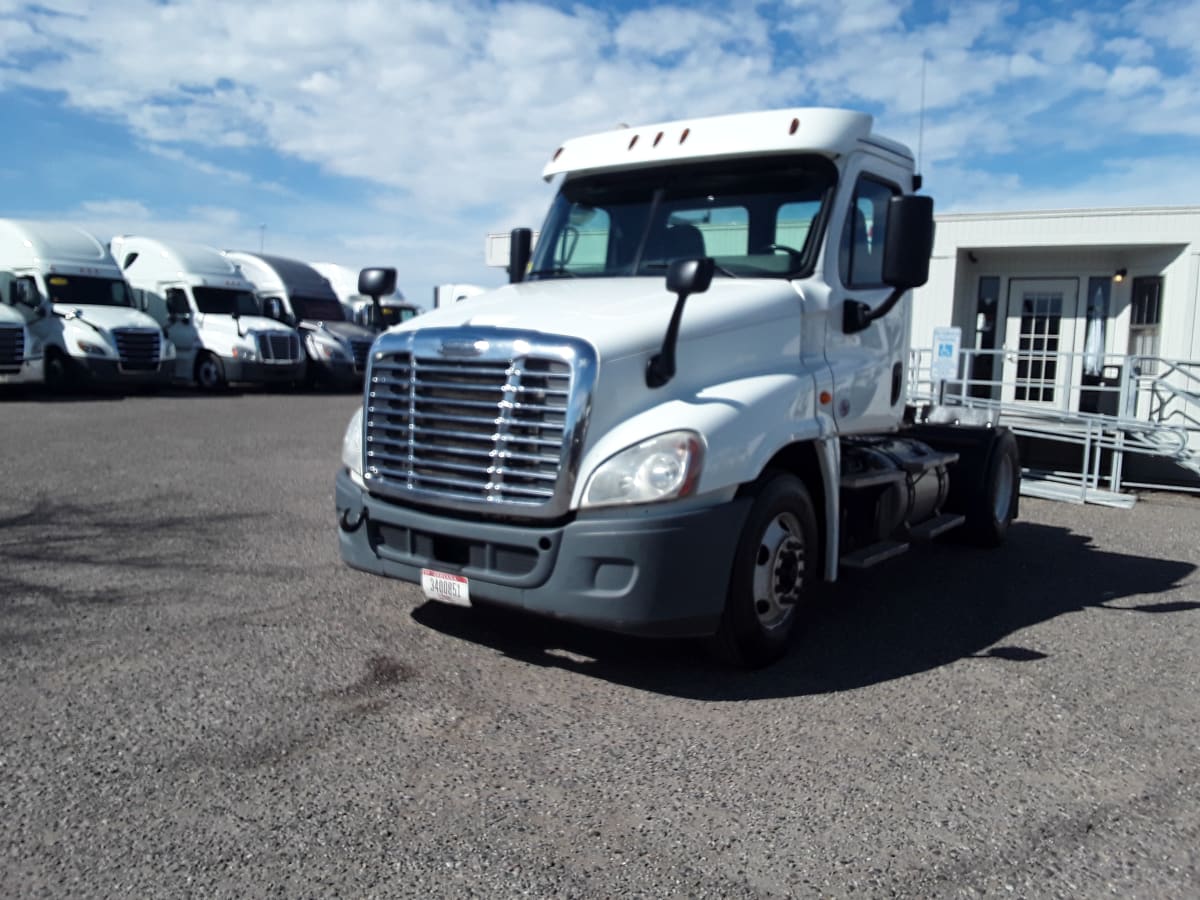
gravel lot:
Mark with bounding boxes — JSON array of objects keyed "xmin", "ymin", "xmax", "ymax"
[{"xmin": 2, "ymin": 387, "xmax": 1198, "ymax": 898}]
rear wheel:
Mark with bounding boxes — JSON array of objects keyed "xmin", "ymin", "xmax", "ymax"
[
  {"xmin": 194, "ymin": 352, "xmax": 226, "ymax": 391},
  {"xmin": 962, "ymin": 430, "xmax": 1020, "ymax": 547},
  {"xmin": 713, "ymin": 471, "xmax": 819, "ymax": 668}
]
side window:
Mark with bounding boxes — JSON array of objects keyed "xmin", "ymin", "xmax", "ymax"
[
  {"xmin": 165, "ymin": 288, "xmax": 190, "ymax": 318},
  {"xmin": 839, "ymin": 176, "xmax": 897, "ymax": 288}
]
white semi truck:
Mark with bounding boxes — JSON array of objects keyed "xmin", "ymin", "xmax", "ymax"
[
  {"xmin": 0, "ymin": 278, "xmax": 42, "ymax": 384},
  {"xmin": 225, "ymin": 251, "xmax": 377, "ymax": 388},
  {"xmin": 0, "ymin": 220, "xmax": 173, "ymax": 389},
  {"xmin": 335, "ymin": 108, "xmax": 1021, "ymax": 666},
  {"xmin": 111, "ymin": 235, "xmax": 305, "ymax": 389}
]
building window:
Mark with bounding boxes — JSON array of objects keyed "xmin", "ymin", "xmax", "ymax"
[
  {"xmin": 1128, "ymin": 275, "xmax": 1163, "ymax": 373},
  {"xmin": 970, "ymin": 276, "xmax": 1000, "ymax": 399},
  {"xmin": 1082, "ymin": 276, "xmax": 1111, "ymax": 377}
]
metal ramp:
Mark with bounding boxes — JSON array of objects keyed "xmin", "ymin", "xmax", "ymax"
[{"xmin": 909, "ymin": 347, "xmax": 1200, "ymax": 505}]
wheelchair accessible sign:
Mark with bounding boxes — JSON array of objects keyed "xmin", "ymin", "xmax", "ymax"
[{"xmin": 931, "ymin": 326, "xmax": 962, "ymax": 382}]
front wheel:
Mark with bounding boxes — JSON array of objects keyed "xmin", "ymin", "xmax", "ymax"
[
  {"xmin": 194, "ymin": 352, "xmax": 226, "ymax": 391},
  {"xmin": 44, "ymin": 348, "xmax": 78, "ymax": 392},
  {"xmin": 712, "ymin": 471, "xmax": 819, "ymax": 668}
]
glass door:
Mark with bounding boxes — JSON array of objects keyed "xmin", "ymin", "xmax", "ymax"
[{"xmin": 1002, "ymin": 278, "xmax": 1080, "ymax": 408}]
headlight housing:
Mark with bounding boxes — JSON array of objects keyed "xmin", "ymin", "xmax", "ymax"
[
  {"xmin": 307, "ymin": 333, "xmax": 347, "ymax": 361},
  {"xmin": 231, "ymin": 343, "xmax": 257, "ymax": 361},
  {"xmin": 162, "ymin": 339, "xmax": 177, "ymax": 360},
  {"xmin": 582, "ymin": 430, "xmax": 705, "ymax": 508},
  {"xmin": 75, "ymin": 339, "xmax": 109, "ymax": 356},
  {"xmin": 341, "ymin": 407, "xmax": 364, "ymax": 487}
]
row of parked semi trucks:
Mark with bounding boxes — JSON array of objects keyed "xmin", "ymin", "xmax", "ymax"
[{"xmin": 0, "ymin": 219, "xmax": 422, "ymax": 391}]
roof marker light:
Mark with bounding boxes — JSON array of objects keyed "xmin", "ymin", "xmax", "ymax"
[
  {"xmin": 789, "ymin": 118, "xmax": 800, "ymax": 135},
  {"xmin": 679, "ymin": 127, "xmax": 690, "ymax": 144},
  {"xmin": 628, "ymin": 134, "xmax": 638, "ymax": 150},
  {"xmin": 653, "ymin": 131, "xmax": 663, "ymax": 147},
  {"xmin": 552, "ymin": 147, "xmax": 564, "ymax": 161}
]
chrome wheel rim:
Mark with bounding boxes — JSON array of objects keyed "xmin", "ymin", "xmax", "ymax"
[{"xmin": 751, "ymin": 511, "xmax": 805, "ymax": 630}]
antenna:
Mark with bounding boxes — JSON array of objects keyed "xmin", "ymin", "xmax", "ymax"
[{"xmin": 916, "ymin": 52, "xmax": 927, "ymax": 180}]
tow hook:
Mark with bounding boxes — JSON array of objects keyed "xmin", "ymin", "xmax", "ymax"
[{"xmin": 339, "ymin": 506, "xmax": 366, "ymax": 533}]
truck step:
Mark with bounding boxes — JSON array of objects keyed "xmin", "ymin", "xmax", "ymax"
[
  {"xmin": 907, "ymin": 513, "xmax": 966, "ymax": 541},
  {"xmin": 840, "ymin": 540, "xmax": 910, "ymax": 569}
]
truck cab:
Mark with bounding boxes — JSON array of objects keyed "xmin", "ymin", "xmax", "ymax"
[
  {"xmin": 225, "ymin": 252, "xmax": 376, "ymax": 389},
  {"xmin": 0, "ymin": 220, "xmax": 174, "ymax": 389},
  {"xmin": 111, "ymin": 236, "xmax": 305, "ymax": 390},
  {"xmin": 310, "ymin": 261, "xmax": 421, "ymax": 332},
  {"xmin": 336, "ymin": 108, "xmax": 1020, "ymax": 666},
  {"xmin": 0, "ymin": 273, "xmax": 43, "ymax": 385}
]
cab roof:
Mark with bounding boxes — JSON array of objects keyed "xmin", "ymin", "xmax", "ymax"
[
  {"xmin": 0, "ymin": 219, "xmax": 119, "ymax": 273},
  {"xmin": 542, "ymin": 107, "xmax": 912, "ymax": 181}
]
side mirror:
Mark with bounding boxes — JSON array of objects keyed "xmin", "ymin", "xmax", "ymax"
[
  {"xmin": 264, "ymin": 297, "xmax": 283, "ymax": 321},
  {"xmin": 880, "ymin": 194, "xmax": 935, "ymax": 290},
  {"xmin": 646, "ymin": 257, "xmax": 714, "ymax": 389},
  {"xmin": 509, "ymin": 228, "xmax": 532, "ymax": 284},
  {"xmin": 358, "ymin": 267, "xmax": 396, "ymax": 298},
  {"xmin": 844, "ymin": 194, "xmax": 935, "ymax": 334}
]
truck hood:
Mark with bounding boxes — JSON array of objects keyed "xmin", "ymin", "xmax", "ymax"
[
  {"xmin": 53, "ymin": 304, "xmax": 160, "ymax": 332},
  {"xmin": 0, "ymin": 305, "xmax": 25, "ymax": 326},
  {"xmin": 196, "ymin": 313, "xmax": 292, "ymax": 336},
  {"xmin": 390, "ymin": 277, "xmax": 797, "ymax": 360},
  {"xmin": 301, "ymin": 319, "xmax": 375, "ymax": 342}
]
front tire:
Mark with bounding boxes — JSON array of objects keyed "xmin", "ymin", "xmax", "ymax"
[
  {"xmin": 194, "ymin": 352, "xmax": 226, "ymax": 391},
  {"xmin": 713, "ymin": 471, "xmax": 819, "ymax": 668},
  {"xmin": 44, "ymin": 348, "xmax": 77, "ymax": 392}
]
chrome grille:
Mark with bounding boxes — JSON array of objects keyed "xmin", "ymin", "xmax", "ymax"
[
  {"xmin": 363, "ymin": 328, "xmax": 597, "ymax": 518},
  {"xmin": 0, "ymin": 324, "xmax": 23, "ymax": 373},
  {"xmin": 256, "ymin": 331, "xmax": 301, "ymax": 362},
  {"xmin": 350, "ymin": 339, "xmax": 372, "ymax": 371},
  {"xmin": 112, "ymin": 328, "xmax": 161, "ymax": 371}
]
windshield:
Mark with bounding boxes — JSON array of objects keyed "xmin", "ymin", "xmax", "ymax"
[
  {"xmin": 45, "ymin": 275, "xmax": 134, "ymax": 307},
  {"xmin": 381, "ymin": 305, "xmax": 418, "ymax": 324},
  {"xmin": 193, "ymin": 287, "xmax": 260, "ymax": 317},
  {"xmin": 291, "ymin": 295, "xmax": 345, "ymax": 321},
  {"xmin": 528, "ymin": 155, "xmax": 837, "ymax": 281}
]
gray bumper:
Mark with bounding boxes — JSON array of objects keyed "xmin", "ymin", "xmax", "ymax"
[
  {"xmin": 228, "ymin": 358, "xmax": 306, "ymax": 384},
  {"xmin": 335, "ymin": 468, "xmax": 750, "ymax": 638},
  {"xmin": 78, "ymin": 357, "xmax": 171, "ymax": 385}
]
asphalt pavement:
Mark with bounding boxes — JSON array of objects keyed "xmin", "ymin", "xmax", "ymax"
[{"xmin": 2, "ymin": 387, "xmax": 1198, "ymax": 898}]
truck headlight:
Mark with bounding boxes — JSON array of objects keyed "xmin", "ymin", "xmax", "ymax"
[
  {"xmin": 582, "ymin": 430, "xmax": 705, "ymax": 508},
  {"xmin": 341, "ymin": 407, "xmax": 365, "ymax": 487},
  {"xmin": 307, "ymin": 334, "xmax": 347, "ymax": 361},
  {"xmin": 75, "ymin": 340, "xmax": 109, "ymax": 356},
  {"xmin": 231, "ymin": 343, "xmax": 257, "ymax": 361},
  {"xmin": 162, "ymin": 340, "xmax": 177, "ymax": 360}
]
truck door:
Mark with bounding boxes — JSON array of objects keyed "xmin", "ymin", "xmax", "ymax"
[
  {"xmin": 824, "ymin": 171, "xmax": 908, "ymax": 433},
  {"xmin": 164, "ymin": 287, "xmax": 199, "ymax": 379}
]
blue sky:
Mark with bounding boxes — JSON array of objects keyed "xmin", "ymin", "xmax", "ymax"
[{"xmin": 3, "ymin": 0, "xmax": 1200, "ymax": 305}]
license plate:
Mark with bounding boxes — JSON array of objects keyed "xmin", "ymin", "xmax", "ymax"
[{"xmin": 420, "ymin": 568, "xmax": 471, "ymax": 607}]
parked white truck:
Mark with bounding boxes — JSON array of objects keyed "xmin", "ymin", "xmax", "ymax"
[
  {"xmin": 225, "ymin": 252, "xmax": 377, "ymax": 388},
  {"xmin": 335, "ymin": 108, "xmax": 1020, "ymax": 666},
  {"xmin": 0, "ymin": 276, "xmax": 42, "ymax": 384},
  {"xmin": 0, "ymin": 220, "xmax": 173, "ymax": 388},
  {"xmin": 111, "ymin": 236, "xmax": 305, "ymax": 389}
]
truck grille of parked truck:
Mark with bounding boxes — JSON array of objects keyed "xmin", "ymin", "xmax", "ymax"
[
  {"xmin": 112, "ymin": 327, "xmax": 162, "ymax": 371},
  {"xmin": 0, "ymin": 324, "xmax": 24, "ymax": 374},
  {"xmin": 362, "ymin": 328, "xmax": 594, "ymax": 517},
  {"xmin": 255, "ymin": 331, "xmax": 303, "ymax": 363}
]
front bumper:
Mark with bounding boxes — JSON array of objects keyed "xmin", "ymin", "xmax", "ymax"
[
  {"xmin": 0, "ymin": 357, "xmax": 43, "ymax": 385},
  {"xmin": 335, "ymin": 468, "xmax": 750, "ymax": 638},
  {"xmin": 311, "ymin": 357, "xmax": 361, "ymax": 388},
  {"xmin": 77, "ymin": 356, "xmax": 171, "ymax": 385},
  {"xmin": 226, "ymin": 358, "xmax": 306, "ymax": 384}
]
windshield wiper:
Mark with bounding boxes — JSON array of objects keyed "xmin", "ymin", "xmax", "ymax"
[
  {"xmin": 527, "ymin": 267, "xmax": 579, "ymax": 279},
  {"xmin": 642, "ymin": 260, "xmax": 739, "ymax": 278}
]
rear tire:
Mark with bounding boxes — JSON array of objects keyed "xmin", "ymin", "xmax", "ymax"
[
  {"xmin": 962, "ymin": 430, "xmax": 1020, "ymax": 547},
  {"xmin": 712, "ymin": 471, "xmax": 819, "ymax": 668},
  {"xmin": 194, "ymin": 352, "xmax": 226, "ymax": 391}
]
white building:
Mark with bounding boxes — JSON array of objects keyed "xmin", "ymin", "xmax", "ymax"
[{"xmin": 913, "ymin": 206, "xmax": 1200, "ymax": 413}]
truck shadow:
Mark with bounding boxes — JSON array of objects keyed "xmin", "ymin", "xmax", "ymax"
[{"xmin": 410, "ymin": 521, "xmax": 1198, "ymax": 701}]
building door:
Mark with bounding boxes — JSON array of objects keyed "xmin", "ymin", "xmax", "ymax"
[{"xmin": 1002, "ymin": 278, "xmax": 1080, "ymax": 408}]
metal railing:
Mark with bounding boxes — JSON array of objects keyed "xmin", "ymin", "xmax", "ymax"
[{"xmin": 908, "ymin": 346, "xmax": 1200, "ymax": 501}]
